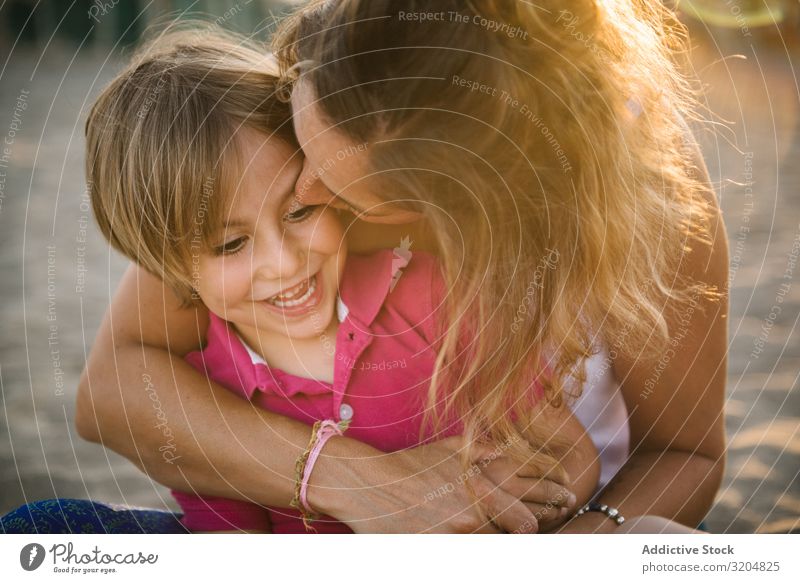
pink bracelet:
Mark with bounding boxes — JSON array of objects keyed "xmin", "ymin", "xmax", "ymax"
[{"xmin": 298, "ymin": 419, "xmax": 348, "ymax": 528}]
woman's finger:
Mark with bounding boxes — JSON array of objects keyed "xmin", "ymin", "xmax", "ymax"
[
  {"xmin": 515, "ymin": 462, "xmax": 571, "ymax": 486},
  {"xmin": 484, "ymin": 454, "xmax": 571, "ymax": 487},
  {"xmin": 524, "ymin": 502, "xmax": 570, "ymax": 532},
  {"xmin": 518, "ymin": 478, "xmax": 576, "ymax": 509},
  {"xmin": 470, "ymin": 475, "xmax": 539, "ymax": 534},
  {"xmin": 479, "ymin": 455, "xmax": 576, "ymax": 510}
]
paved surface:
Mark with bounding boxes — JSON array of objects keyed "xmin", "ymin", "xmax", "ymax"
[
  {"xmin": 688, "ymin": 25, "xmax": 800, "ymax": 533},
  {"xmin": 0, "ymin": 27, "xmax": 798, "ymax": 533}
]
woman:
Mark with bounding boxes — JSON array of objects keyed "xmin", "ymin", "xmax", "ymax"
[{"xmin": 72, "ymin": 0, "xmax": 727, "ymax": 533}]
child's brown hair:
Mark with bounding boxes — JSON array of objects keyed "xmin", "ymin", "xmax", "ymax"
[{"xmin": 86, "ymin": 24, "xmax": 296, "ymax": 304}]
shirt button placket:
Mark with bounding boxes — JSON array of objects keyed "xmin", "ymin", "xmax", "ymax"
[
  {"xmin": 339, "ymin": 325, "xmax": 362, "ymax": 423},
  {"xmin": 339, "ymin": 403, "xmax": 354, "ymax": 422}
]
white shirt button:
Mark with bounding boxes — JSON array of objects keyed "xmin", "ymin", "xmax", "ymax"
[{"xmin": 339, "ymin": 403, "xmax": 354, "ymax": 421}]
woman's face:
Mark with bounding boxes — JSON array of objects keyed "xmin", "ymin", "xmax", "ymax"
[
  {"xmin": 196, "ymin": 128, "xmax": 346, "ymax": 343},
  {"xmin": 290, "ymin": 80, "xmax": 423, "ymax": 225}
]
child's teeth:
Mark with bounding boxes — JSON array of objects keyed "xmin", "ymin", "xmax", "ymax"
[
  {"xmin": 270, "ymin": 276, "xmax": 316, "ymax": 308},
  {"xmin": 278, "ymin": 282, "xmax": 305, "ymax": 300}
]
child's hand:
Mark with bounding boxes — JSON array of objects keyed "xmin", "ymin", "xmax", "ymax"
[{"xmin": 479, "ymin": 455, "xmax": 577, "ymax": 532}]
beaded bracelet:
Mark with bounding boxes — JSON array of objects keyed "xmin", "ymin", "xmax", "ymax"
[
  {"xmin": 575, "ymin": 501, "xmax": 626, "ymax": 525},
  {"xmin": 289, "ymin": 421, "xmax": 323, "ymax": 525},
  {"xmin": 290, "ymin": 419, "xmax": 350, "ymax": 531}
]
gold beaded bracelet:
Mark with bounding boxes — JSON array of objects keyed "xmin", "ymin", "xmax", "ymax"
[{"xmin": 290, "ymin": 420, "xmax": 324, "ymax": 531}]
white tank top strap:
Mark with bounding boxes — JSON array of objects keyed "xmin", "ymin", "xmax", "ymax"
[{"xmin": 567, "ymin": 344, "xmax": 630, "ymax": 490}]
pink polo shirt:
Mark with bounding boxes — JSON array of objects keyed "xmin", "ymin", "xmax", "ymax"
[{"xmin": 173, "ymin": 250, "xmax": 467, "ymax": 533}]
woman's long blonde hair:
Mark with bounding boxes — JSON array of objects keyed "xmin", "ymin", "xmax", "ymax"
[{"xmin": 274, "ymin": 0, "xmax": 718, "ymax": 470}]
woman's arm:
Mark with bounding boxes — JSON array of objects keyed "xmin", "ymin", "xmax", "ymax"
[
  {"xmin": 559, "ymin": 140, "xmax": 728, "ymax": 533},
  {"xmin": 75, "ymin": 264, "xmax": 540, "ymax": 533}
]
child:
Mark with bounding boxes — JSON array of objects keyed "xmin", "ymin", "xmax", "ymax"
[{"xmin": 85, "ymin": 28, "xmax": 599, "ymax": 533}]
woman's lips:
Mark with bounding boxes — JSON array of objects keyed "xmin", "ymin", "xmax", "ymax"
[{"xmin": 260, "ymin": 273, "xmax": 323, "ymax": 317}]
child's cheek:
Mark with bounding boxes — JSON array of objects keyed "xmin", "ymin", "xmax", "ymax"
[
  {"xmin": 311, "ymin": 209, "xmax": 346, "ymax": 255},
  {"xmin": 197, "ymin": 257, "xmax": 249, "ymax": 312},
  {"xmin": 220, "ymin": 261, "xmax": 255, "ymax": 307}
]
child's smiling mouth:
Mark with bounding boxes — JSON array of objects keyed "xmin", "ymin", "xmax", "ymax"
[
  {"xmin": 268, "ymin": 275, "xmax": 316, "ymax": 307},
  {"xmin": 261, "ymin": 273, "xmax": 323, "ymax": 316}
]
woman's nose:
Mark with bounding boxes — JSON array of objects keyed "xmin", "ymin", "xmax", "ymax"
[{"xmin": 294, "ymin": 158, "xmax": 335, "ymax": 207}]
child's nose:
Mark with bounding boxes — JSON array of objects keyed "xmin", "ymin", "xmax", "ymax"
[{"xmin": 253, "ymin": 236, "xmax": 305, "ymax": 282}]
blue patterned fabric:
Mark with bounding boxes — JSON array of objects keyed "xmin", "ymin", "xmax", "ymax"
[
  {"xmin": 1, "ymin": 499, "xmax": 187, "ymax": 534},
  {"xmin": 2, "ymin": 498, "xmax": 712, "ymax": 534}
]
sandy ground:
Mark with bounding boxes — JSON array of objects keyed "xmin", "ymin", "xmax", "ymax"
[{"xmin": 0, "ymin": 26, "xmax": 798, "ymax": 533}]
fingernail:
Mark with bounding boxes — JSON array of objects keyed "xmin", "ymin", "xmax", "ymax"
[{"xmin": 567, "ymin": 493, "xmax": 577, "ymax": 507}]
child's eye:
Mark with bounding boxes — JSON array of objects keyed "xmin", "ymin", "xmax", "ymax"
[
  {"xmin": 213, "ymin": 236, "xmax": 248, "ymax": 256},
  {"xmin": 284, "ymin": 204, "xmax": 320, "ymax": 223}
]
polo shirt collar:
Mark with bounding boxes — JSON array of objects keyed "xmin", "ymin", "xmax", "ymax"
[{"xmin": 338, "ymin": 250, "xmax": 395, "ymax": 328}]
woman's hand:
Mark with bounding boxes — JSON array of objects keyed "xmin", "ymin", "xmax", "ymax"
[
  {"xmin": 309, "ymin": 436, "xmax": 574, "ymax": 533},
  {"xmin": 480, "ymin": 454, "xmax": 577, "ymax": 532}
]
